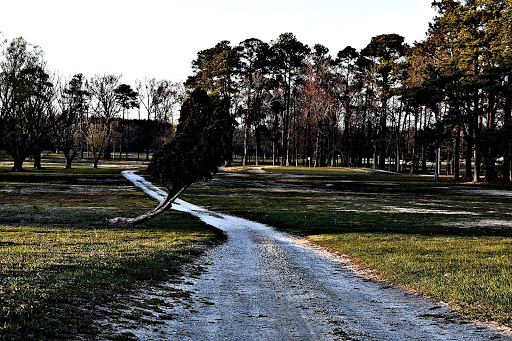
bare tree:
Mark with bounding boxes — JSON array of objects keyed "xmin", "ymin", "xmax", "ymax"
[
  {"xmin": 135, "ymin": 77, "xmax": 158, "ymax": 120},
  {"xmin": 135, "ymin": 77, "xmax": 158, "ymax": 160},
  {"xmin": 86, "ymin": 74, "xmax": 122, "ymax": 168},
  {"xmin": 135, "ymin": 78, "xmax": 185, "ymax": 157},
  {"xmin": 153, "ymin": 80, "xmax": 185, "ymax": 148},
  {"xmin": 154, "ymin": 80, "xmax": 185, "ymax": 123},
  {"xmin": 0, "ymin": 37, "xmax": 57, "ymax": 171},
  {"xmin": 52, "ymin": 73, "xmax": 89, "ymax": 168}
]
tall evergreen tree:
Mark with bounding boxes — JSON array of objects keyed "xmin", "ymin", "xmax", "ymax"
[
  {"xmin": 104, "ymin": 89, "xmax": 234, "ymax": 225},
  {"xmin": 271, "ymin": 33, "xmax": 310, "ymax": 166},
  {"xmin": 361, "ymin": 34, "xmax": 409, "ymax": 170}
]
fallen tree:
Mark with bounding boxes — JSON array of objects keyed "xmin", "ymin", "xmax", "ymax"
[{"xmin": 103, "ymin": 88, "xmax": 234, "ymax": 225}]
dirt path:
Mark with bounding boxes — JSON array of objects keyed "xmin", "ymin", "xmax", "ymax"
[{"xmin": 117, "ymin": 170, "xmax": 511, "ymax": 340}]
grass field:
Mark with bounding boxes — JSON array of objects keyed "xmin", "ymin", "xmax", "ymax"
[
  {"xmin": 0, "ymin": 160, "xmax": 222, "ymax": 340},
  {"xmin": 3, "ymin": 157, "xmax": 512, "ymax": 335},
  {"xmin": 183, "ymin": 166, "xmax": 512, "ymax": 327}
]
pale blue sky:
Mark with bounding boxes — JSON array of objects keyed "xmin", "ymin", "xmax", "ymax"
[{"xmin": 1, "ymin": 0, "xmax": 436, "ymax": 84}]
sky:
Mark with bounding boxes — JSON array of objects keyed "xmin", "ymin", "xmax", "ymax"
[{"xmin": 0, "ymin": 0, "xmax": 437, "ymax": 86}]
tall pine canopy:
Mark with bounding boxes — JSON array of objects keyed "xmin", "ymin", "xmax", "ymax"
[{"xmin": 148, "ymin": 88, "xmax": 234, "ymax": 189}]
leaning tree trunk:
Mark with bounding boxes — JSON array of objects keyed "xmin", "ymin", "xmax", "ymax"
[{"xmin": 103, "ymin": 185, "xmax": 189, "ymax": 226}]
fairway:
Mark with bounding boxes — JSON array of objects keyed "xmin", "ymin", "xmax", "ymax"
[
  {"xmin": 2, "ymin": 162, "xmax": 512, "ymax": 338},
  {"xmin": 183, "ymin": 166, "xmax": 512, "ymax": 327}
]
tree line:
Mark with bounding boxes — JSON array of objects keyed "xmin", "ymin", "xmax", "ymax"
[
  {"xmin": 2, "ymin": 0, "xmax": 512, "ymax": 184},
  {"xmin": 185, "ymin": 0, "xmax": 512, "ymax": 183},
  {"xmin": 0, "ymin": 37, "xmax": 184, "ymax": 171}
]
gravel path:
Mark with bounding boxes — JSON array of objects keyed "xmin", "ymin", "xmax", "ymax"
[{"xmin": 118, "ymin": 170, "xmax": 511, "ymax": 340}]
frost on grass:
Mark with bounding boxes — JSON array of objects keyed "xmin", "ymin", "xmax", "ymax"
[
  {"xmin": 335, "ymin": 205, "xmax": 480, "ymax": 216},
  {"xmin": 457, "ymin": 188, "xmax": 512, "ymax": 197},
  {"xmin": 441, "ymin": 219, "xmax": 512, "ymax": 229}
]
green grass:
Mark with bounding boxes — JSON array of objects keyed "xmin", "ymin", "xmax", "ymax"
[
  {"xmin": 184, "ymin": 166, "xmax": 512, "ymax": 326},
  {"xmin": 0, "ymin": 160, "xmax": 222, "ymax": 340},
  {"xmin": 308, "ymin": 234, "xmax": 512, "ymax": 325}
]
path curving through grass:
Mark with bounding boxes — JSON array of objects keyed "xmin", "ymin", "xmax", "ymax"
[{"xmin": 111, "ymin": 170, "xmax": 512, "ymax": 340}]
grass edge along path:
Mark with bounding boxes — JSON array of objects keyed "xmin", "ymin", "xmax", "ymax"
[
  {"xmin": 308, "ymin": 233, "xmax": 512, "ymax": 328},
  {"xmin": 0, "ymin": 163, "xmax": 224, "ymax": 340},
  {"xmin": 183, "ymin": 166, "xmax": 512, "ymax": 330}
]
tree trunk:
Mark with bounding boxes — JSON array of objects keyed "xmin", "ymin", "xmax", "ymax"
[
  {"xmin": 395, "ymin": 145, "xmax": 400, "ymax": 173},
  {"xmin": 282, "ymin": 106, "xmax": 288, "ymax": 166},
  {"xmin": 103, "ymin": 185, "xmax": 188, "ymax": 226},
  {"xmin": 64, "ymin": 153, "xmax": 73, "ymax": 169},
  {"xmin": 446, "ymin": 150, "xmax": 452, "ymax": 175},
  {"xmin": 473, "ymin": 141, "xmax": 480, "ymax": 183},
  {"xmin": 314, "ymin": 131, "xmax": 320, "ymax": 167},
  {"xmin": 464, "ymin": 123, "xmax": 473, "ymax": 181},
  {"xmin": 373, "ymin": 147, "xmax": 377, "ymax": 170},
  {"xmin": 464, "ymin": 149, "xmax": 472, "ymax": 181},
  {"xmin": 293, "ymin": 104, "xmax": 298, "ymax": 167},
  {"xmin": 378, "ymin": 99, "xmax": 387, "ymax": 170},
  {"xmin": 12, "ymin": 157, "xmax": 24, "ymax": 172},
  {"xmin": 454, "ymin": 123, "xmax": 461, "ymax": 180},
  {"xmin": 473, "ymin": 116, "xmax": 481, "ymax": 183},
  {"xmin": 503, "ymin": 79, "xmax": 512, "ymax": 183},
  {"xmin": 282, "ymin": 72, "xmax": 292, "ymax": 167},
  {"xmin": 242, "ymin": 123, "xmax": 249, "ymax": 167},
  {"xmin": 255, "ymin": 131, "xmax": 260, "ymax": 166},
  {"xmin": 366, "ymin": 120, "xmax": 372, "ymax": 168},
  {"xmin": 145, "ymin": 119, "xmax": 152, "ymax": 161},
  {"xmin": 485, "ymin": 94, "xmax": 497, "ymax": 182},
  {"xmin": 378, "ymin": 141, "xmax": 385, "ymax": 170},
  {"xmin": 485, "ymin": 155, "xmax": 497, "ymax": 182},
  {"xmin": 33, "ymin": 153, "xmax": 42, "ymax": 170},
  {"xmin": 421, "ymin": 145, "xmax": 427, "ymax": 174},
  {"xmin": 434, "ymin": 146, "xmax": 440, "ymax": 180},
  {"xmin": 411, "ymin": 108, "xmax": 419, "ymax": 174},
  {"xmin": 285, "ymin": 122, "xmax": 291, "ymax": 167},
  {"xmin": 272, "ymin": 141, "xmax": 276, "ymax": 166}
]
